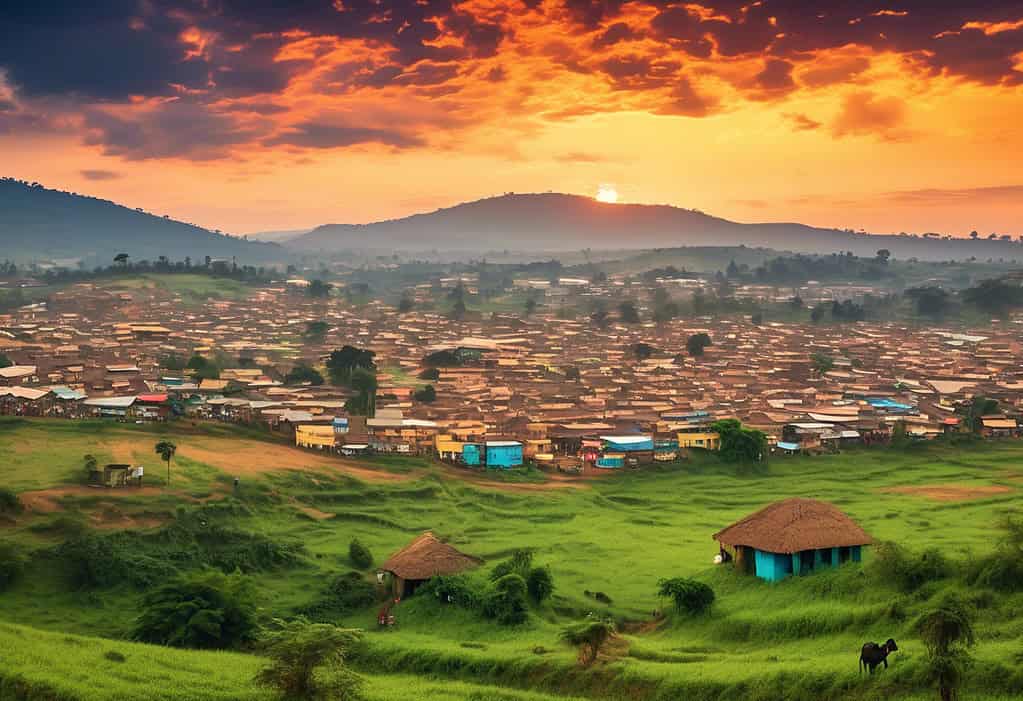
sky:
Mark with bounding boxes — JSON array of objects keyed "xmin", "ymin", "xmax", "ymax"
[{"xmin": 1, "ymin": 1, "xmax": 1021, "ymax": 236}]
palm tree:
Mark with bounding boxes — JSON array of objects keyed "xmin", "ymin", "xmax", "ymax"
[{"xmin": 155, "ymin": 441, "xmax": 177, "ymax": 485}]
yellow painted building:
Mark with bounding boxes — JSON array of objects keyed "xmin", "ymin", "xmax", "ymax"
[
  {"xmin": 435, "ymin": 434, "xmax": 465, "ymax": 459},
  {"xmin": 677, "ymin": 431, "xmax": 721, "ymax": 450},
  {"xmin": 295, "ymin": 424, "xmax": 337, "ymax": 449}
]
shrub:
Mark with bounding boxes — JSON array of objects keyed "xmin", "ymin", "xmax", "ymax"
[
  {"xmin": 966, "ymin": 516, "xmax": 1023, "ymax": 591},
  {"xmin": 348, "ymin": 539, "xmax": 373, "ymax": 570},
  {"xmin": 0, "ymin": 541, "xmax": 27, "ymax": 591},
  {"xmin": 484, "ymin": 574, "xmax": 529, "ymax": 625},
  {"xmin": 870, "ymin": 541, "xmax": 953, "ymax": 592},
  {"xmin": 420, "ymin": 574, "xmax": 483, "ymax": 610},
  {"xmin": 585, "ymin": 590, "xmax": 612, "ymax": 605},
  {"xmin": 418, "ymin": 367, "xmax": 440, "ymax": 381},
  {"xmin": 103, "ymin": 651, "xmax": 126, "ymax": 663},
  {"xmin": 526, "ymin": 567, "xmax": 554, "ymax": 604},
  {"xmin": 134, "ymin": 570, "xmax": 258, "ymax": 649},
  {"xmin": 0, "ymin": 488, "xmax": 22, "ymax": 516},
  {"xmin": 658, "ymin": 577, "xmax": 715, "ymax": 615},
  {"xmin": 490, "ymin": 550, "xmax": 533, "ymax": 581},
  {"xmin": 298, "ymin": 572, "xmax": 377, "ymax": 621},
  {"xmin": 560, "ymin": 620, "xmax": 615, "ymax": 666},
  {"xmin": 256, "ymin": 619, "xmax": 363, "ymax": 701}
]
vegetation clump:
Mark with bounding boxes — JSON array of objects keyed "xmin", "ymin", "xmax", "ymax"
[
  {"xmin": 0, "ymin": 541, "xmax": 27, "ymax": 591},
  {"xmin": 915, "ymin": 596, "xmax": 976, "ymax": 701},
  {"xmin": 348, "ymin": 539, "xmax": 373, "ymax": 570},
  {"xmin": 560, "ymin": 619, "xmax": 615, "ymax": 666},
  {"xmin": 658, "ymin": 577, "xmax": 715, "ymax": 615},
  {"xmin": 134, "ymin": 570, "xmax": 258, "ymax": 649},
  {"xmin": 869, "ymin": 541, "xmax": 953, "ymax": 593},
  {"xmin": 256, "ymin": 618, "xmax": 363, "ymax": 701},
  {"xmin": 297, "ymin": 572, "xmax": 377, "ymax": 622}
]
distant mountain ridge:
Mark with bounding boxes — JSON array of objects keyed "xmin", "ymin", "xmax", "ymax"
[
  {"xmin": 1, "ymin": 178, "xmax": 282, "ymax": 264},
  {"xmin": 292, "ymin": 192, "xmax": 1021, "ymax": 261}
]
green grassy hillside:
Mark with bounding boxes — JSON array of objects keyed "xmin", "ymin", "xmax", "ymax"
[{"xmin": 1, "ymin": 418, "xmax": 1022, "ymax": 700}]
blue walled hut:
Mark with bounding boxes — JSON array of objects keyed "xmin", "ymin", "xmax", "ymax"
[
  {"xmin": 714, "ymin": 498, "xmax": 871, "ymax": 582},
  {"xmin": 484, "ymin": 441, "xmax": 523, "ymax": 468}
]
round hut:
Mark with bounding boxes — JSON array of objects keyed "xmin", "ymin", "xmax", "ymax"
[
  {"xmin": 381, "ymin": 531, "xmax": 481, "ymax": 599},
  {"xmin": 714, "ymin": 497, "xmax": 872, "ymax": 582}
]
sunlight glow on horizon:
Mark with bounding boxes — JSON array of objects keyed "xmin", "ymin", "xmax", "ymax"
[{"xmin": 595, "ymin": 184, "xmax": 619, "ymax": 204}]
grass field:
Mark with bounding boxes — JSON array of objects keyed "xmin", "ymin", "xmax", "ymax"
[
  {"xmin": 105, "ymin": 274, "xmax": 255, "ymax": 303},
  {"xmin": 1, "ymin": 417, "xmax": 1022, "ymax": 700}
]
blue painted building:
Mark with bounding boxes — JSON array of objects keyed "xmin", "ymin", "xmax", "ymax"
[
  {"xmin": 714, "ymin": 498, "xmax": 871, "ymax": 582},
  {"xmin": 484, "ymin": 441, "xmax": 523, "ymax": 468},
  {"xmin": 462, "ymin": 443, "xmax": 482, "ymax": 466}
]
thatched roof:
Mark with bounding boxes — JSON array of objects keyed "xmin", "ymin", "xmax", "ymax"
[
  {"xmin": 714, "ymin": 498, "xmax": 871, "ymax": 554},
  {"xmin": 381, "ymin": 532, "xmax": 481, "ymax": 580}
]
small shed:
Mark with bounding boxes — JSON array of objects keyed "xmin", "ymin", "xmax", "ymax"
[
  {"xmin": 380, "ymin": 531, "xmax": 481, "ymax": 599},
  {"xmin": 714, "ymin": 498, "xmax": 871, "ymax": 582}
]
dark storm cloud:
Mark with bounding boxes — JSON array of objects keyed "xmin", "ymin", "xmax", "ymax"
[
  {"xmin": 263, "ymin": 121, "xmax": 423, "ymax": 149},
  {"xmin": 79, "ymin": 169, "xmax": 122, "ymax": 180}
]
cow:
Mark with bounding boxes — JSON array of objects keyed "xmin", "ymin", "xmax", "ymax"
[{"xmin": 859, "ymin": 639, "xmax": 898, "ymax": 674}]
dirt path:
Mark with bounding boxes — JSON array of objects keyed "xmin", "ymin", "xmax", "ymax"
[{"xmin": 882, "ymin": 484, "xmax": 1013, "ymax": 501}]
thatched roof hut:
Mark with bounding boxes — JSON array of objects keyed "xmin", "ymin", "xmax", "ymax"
[
  {"xmin": 381, "ymin": 532, "xmax": 481, "ymax": 597},
  {"xmin": 715, "ymin": 497, "xmax": 871, "ymax": 554}
]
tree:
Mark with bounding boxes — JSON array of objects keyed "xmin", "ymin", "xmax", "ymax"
[
  {"xmin": 286, "ymin": 364, "xmax": 324, "ymax": 386},
  {"xmin": 632, "ymin": 342, "xmax": 655, "ymax": 360},
  {"xmin": 114, "ymin": 253, "xmax": 129, "ymax": 267},
  {"xmin": 564, "ymin": 366, "xmax": 581, "ymax": 381},
  {"xmin": 686, "ymin": 332, "xmax": 711, "ymax": 357},
  {"xmin": 658, "ymin": 577, "xmax": 715, "ymax": 615},
  {"xmin": 305, "ymin": 321, "xmax": 329, "ymax": 340},
  {"xmin": 875, "ymin": 249, "xmax": 891, "ymax": 264},
  {"xmin": 256, "ymin": 618, "xmax": 364, "ymax": 701},
  {"xmin": 712, "ymin": 419, "xmax": 767, "ymax": 463},
  {"xmin": 307, "ymin": 279, "xmax": 332, "ymax": 298},
  {"xmin": 413, "ymin": 384, "xmax": 436, "ymax": 403},
  {"xmin": 810, "ymin": 305, "xmax": 826, "ymax": 323},
  {"xmin": 326, "ymin": 346, "xmax": 376, "ymax": 386},
  {"xmin": 560, "ymin": 620, "xmax": 615, "ymax": 666},
  {"xmin": 618, "ymin": 301, "xmax": 640, "ymax": 324},
  {"xmin": 397, "ymin": 294, "xmax": 415, "ymax": 313},
  {"xmin": 418, "ymin": 367, "xmax": 440, "ymax": 381},
  {"xmin": 344, "ymin": 368, "xmax": 377, "ymax": 416},
  {"xmin": 526, "ymin": 567, "xmax": 554, "ymax": 604},
  {"xmin": 524, "ymin": 298, "xmax": 538, "ymax": 317},
  {"xmin": 906, "ymin": 287, "xmax": 951, "ymax": 317},
  {"xmin": 811, "ymin": 352, "xmax": 834, "ymax": 375},
  {"xmin": 134, "ymin": 570, "xmax": 258, "ymax": 649},
  {"xmin": 915, "ymin": 598, "xmax": 975, "ymax": 701},
  {"xmin": 348, "ymin": 539, "xmax": 373, "ymax": 570},
  {"xmin": 955, "ymin": 395, "xmax": 998, "ymax": 433},
  {"xmin": 155, "ymin": 440, "xmax": 177, "ymax": 484},
  {"xmin": 962, "ymin": 278, "xmax": 1023, "ymax": 314},
  {"xmin": 0, "ymin": 353, "xmax": 11, "ymax": 369}
]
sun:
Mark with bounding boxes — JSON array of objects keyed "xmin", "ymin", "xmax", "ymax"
[{"xmin": 595, "ymin": 184, "xmax": 618, "ymax": 204}]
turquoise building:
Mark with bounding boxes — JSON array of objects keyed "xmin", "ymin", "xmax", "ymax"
[
  {"xmin": 461, "ymin": 441, "xmax": 522, "ymax": 468},
  {"xmin": 714, "ymin": 498, "xmax": 871, "ymax": 583},
  {"xmin": 484, "ymin": 441, "xmax": 523, "ymax": 468}
]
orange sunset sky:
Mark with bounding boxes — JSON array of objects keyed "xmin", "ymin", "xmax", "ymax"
[{"xmin": 1, "ymin": 1, "xmax": 1021, "ymax": 236}]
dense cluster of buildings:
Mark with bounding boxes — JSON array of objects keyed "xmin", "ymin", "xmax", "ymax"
[{"xmin": 3, "ymin": 279, "xmax": 1023, "ymax": 471}]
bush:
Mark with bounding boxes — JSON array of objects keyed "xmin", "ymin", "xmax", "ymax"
[
  {"xmin": 561, "ymin": 620, "xmax": 615, "ymax": 666},
  {"xmin": 420, "ymin": 574, "xmax": 484, "ymax": 610},
  {"xmin": 966, "ymin": 516, "xmax": 1023, "ymax": 591},
  {"xmin": 134, "ymin": 570, "xmax": 258, "ymax": 649},
  {"xmin": 658, "ymin": 577, "xmax": 715, "ymax": 615},
  {"xmin": 348, "ymin": 539, "xmax": 373, "ymax": 570},
  {"xmin": 0, "ymin": 488, "xmax": 22, "ymax": 516},
  {"xmin": 526, "ymin": 567, "xmax": 554, "ymax": 604},
  {"xmin": 490, "ymin": 550, "xmax": 533, "ymax": 581},
  {"xmin": 103, "ymin": 651, "xmax": 126, "ymax": 663},
  {"xmin": 298, "ymin": 572, "xmax": 377, "ymax": 621},
  {"xmin": 870, "ymin": 541, "xmax": 953, "ymax": 592},
  {"xmin": 484, "ymin": 574, "xmax": 529, "ymax": 625},
  {"xmin": 256, "ymin": 618, "xmax": 363, "ymax": 701},
  {"xmin": 0, "ymin": 541, "xmax": 27, "ymax": 591}
]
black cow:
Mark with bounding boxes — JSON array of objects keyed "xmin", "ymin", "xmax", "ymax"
[{"xmin": 859, "ymin": 638, "xmax": 898, "ymax": 674}]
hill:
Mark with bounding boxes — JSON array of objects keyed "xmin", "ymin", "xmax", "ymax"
[
  {"xmin": 293, "ymin": 192, "xmax": 1023, "ymax": 261},
  {"xmin": 0, "ymin": 178, "xmax": 283, "ymax": 264},
  {"xmin": 244, "ymin": 228, "xmax": 311, "ymax": 243},
  {"xmin": 2, "ymin": 417, "xmax": 1023, "ymax": 700}
]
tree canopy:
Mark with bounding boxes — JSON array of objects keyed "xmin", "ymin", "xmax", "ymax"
[{"xmin": 711, "ymin": 419, "xmax": 767, "ymax": 463}]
